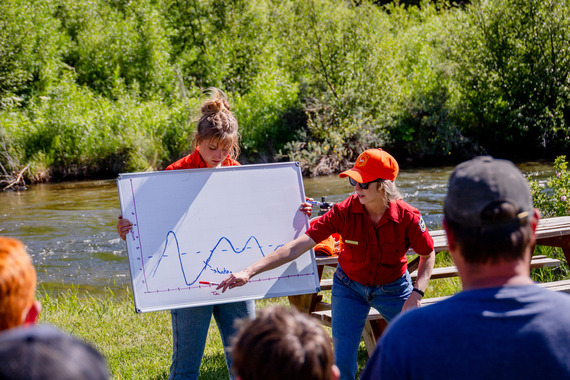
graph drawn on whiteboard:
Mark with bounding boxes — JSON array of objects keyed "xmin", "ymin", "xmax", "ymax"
[{"xmin": 116, "ymin": 162, "xmax": 320, "ymax": 313}]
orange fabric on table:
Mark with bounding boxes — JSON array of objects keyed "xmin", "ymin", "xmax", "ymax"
[{"xmin": 310, "ymin": 217, "xmax": 341, "ymax": 256}]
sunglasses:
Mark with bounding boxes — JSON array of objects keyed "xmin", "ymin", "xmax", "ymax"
[{"xmin": 348, "ymin": 177, "xmax": 379, "ymax": 190}]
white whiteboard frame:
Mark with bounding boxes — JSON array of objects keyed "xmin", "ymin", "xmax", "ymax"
[{"xmin": 117, "ymin": 162, "xmax": 320, "ymax": 313}]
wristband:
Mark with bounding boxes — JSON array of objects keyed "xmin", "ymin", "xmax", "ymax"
[{"xmin": 412, "ymin": 288, "xmax": 425, "ymax": 297}]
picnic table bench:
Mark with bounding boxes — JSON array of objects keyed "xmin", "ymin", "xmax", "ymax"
[{"xmin": 288, "ymin": 215, "xmax": 570, "ymax": 356}]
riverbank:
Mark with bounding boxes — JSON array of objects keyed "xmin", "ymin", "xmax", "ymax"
[{"xmin": 2, "ymin": 0, "xmax": 569, "ymax": 189}]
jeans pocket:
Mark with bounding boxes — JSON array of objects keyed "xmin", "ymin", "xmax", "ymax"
[
  {"xmin": 381, "ymin": 273, "xmax": 411, "ymax": 295},
  {"xmin": 334, "ymin": 266, "xmax": 351, "ymax": 285}
]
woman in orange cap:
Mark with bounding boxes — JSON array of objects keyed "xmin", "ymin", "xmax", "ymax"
[{"xmin": 218, "ymin": 148, "xmax": 435, "ymax": 380}]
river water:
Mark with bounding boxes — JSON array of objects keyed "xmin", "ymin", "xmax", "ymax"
[{"xmin": 0, "ymin": 161, "xmax": 554, "ymax": 295}]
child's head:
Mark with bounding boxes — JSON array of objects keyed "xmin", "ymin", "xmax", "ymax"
[
  {"xmin": 232, "ymin": 306, "xmax": 339, "ymax": 380},
  {"xmin": 193, "ymin": 88, "xmax": 240, "ymax": 162},
  {"xmin": 0, "ymin": 237, "xmax": 37, "ymax": 331}
]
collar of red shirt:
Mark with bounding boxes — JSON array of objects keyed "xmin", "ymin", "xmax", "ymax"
[{"xmin": 348, "ymin": 194, "xmax": 403, "ymax": 226}]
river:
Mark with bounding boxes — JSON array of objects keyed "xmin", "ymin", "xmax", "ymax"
[{"xmin": 0, "ymin": 161, "xmax": 554, "ymax": 295}]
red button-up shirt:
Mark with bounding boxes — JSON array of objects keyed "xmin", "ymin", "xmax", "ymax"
[
  {"xmin": 306, "ymin": 194, "xmax": 434, "ymax": 286},
  {"xmin": 165, "ymin": 147, "xmax": 240, "ymax": 170}
]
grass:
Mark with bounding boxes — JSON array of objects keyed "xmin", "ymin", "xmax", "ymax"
[
  {"xmin": 38, "ymin": 289, "xmax": 295, "ymax": 379},
  {"xmin": 37, "ymin": 246, "xmax": 568, "ymax": 379}
]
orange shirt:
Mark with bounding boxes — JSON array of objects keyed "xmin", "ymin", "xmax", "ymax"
[
  {"xmin": 165, "ymin": 147, "xmax": 240, "ymax": 170},
  {"xmin": 306, "ymin": 195, "xmax": 434, "ymax": 286}
]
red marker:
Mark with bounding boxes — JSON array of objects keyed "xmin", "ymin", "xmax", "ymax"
[{"xmin": 199, "ymin": 281, "xmax": 220, "ymax": 286}]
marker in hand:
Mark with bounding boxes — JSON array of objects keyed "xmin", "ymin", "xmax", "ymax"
[{"xmin": 199, "ymin": 281, "xmax": 220, "ymax": 286}]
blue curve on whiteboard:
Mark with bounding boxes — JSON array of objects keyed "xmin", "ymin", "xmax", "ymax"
[{"xmin": 151, "ymin": 231, "xmax": 283, "ymax": 286}]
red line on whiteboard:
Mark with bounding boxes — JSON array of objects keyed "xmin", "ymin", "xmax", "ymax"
[
  {"xmin": 144, "ymin": 272, "xmax": 316, "ymax": 294},
  {"xmin": 130, "ymin": 178, "xmax": 149, "ymax": 293}
]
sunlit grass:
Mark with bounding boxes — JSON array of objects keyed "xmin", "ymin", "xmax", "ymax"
[
  {"xmin": 37, "ymin": 246, "xmax": 568, "ymax": 379},
  {"xmin": 39, "ymin": 289, "xmax": 295, "ymax": 379}
]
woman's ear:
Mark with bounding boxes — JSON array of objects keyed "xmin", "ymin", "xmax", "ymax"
[
  {"xmin": 23, "ymin": 300, "xmax": 41, "ymax": 326},
  {"xmin": 331, "ymin": 364, "xmax": 340, "ymax": 380}
]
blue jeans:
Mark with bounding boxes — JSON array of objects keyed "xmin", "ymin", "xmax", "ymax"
[
  {"xmin": 331, "ymin": 266, "xmax": 412, "ymax": 380},
  {"xmin": 169, "ymin": 300, "xmax": 255, "ymax": 380}
]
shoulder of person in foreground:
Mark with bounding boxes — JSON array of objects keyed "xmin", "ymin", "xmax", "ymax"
[{"xmin": 0, "ymin": 324, "xmax": 110, "ymax": 380}]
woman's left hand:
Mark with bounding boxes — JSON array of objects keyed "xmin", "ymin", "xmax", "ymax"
[
  {"xmin": 402, "ymin": 290, "xmax": 422, "ymax": 312},
  {"xmin": 300, "ymin": 197, "xmax": 313, "ymax": 217}
]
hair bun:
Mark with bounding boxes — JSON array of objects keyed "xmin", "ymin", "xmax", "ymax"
[{"xmin": 201, "ymin": 88, "xmax": 231, "ymax": 116}]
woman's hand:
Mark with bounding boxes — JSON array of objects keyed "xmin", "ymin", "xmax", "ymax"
[
  {"xmin": 217, "ymin": 271, "xmax": 250, "ymax": 293},
  {"xmin": 117, "ymin": 216, "xmax": 133, "ymax": 241},
  {"xmin": 300, "ymin": 197, "xmax": 313, "ymax": 217},
  {"xmin": 402, "ymin": 290, "xmax": 422, "ymax": 312}
]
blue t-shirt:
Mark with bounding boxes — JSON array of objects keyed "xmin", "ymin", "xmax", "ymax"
[{"xmin": 361, "ymin": 285, "xmax": 570, "ymax": 380}]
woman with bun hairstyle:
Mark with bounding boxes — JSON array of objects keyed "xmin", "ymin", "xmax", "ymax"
[
  {"xmin": 218, "ymin": 148, "xmax": 436, "ymax": 380},
  {"xmin": 117, "ymin": 88, "xmax": 311, "ymax": 380}
]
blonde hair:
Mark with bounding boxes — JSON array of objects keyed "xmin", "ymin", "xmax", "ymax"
[
  {"xmin": 379, "ymin": 180, "xmax": 403, "ymax": 203},
  {"xmin": 192, "ymin": 87, "xmax": 240, "ymax": 160},
  {"xmin": 0, "ymin": 237, "xmax": 36, "ymax": 331}
]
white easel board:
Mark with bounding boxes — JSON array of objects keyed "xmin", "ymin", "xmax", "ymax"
[{"xmin": 117, "ymin": 162, "xmax": 320, "ymax": 313}]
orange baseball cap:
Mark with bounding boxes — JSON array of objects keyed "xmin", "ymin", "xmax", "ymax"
[{"xmin": 339, "ymin": 149, "xmax": 399, "ymax": 182}]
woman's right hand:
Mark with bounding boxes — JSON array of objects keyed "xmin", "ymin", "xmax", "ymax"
[
  {"xmin": 217, "ymin": 270, "xmax": 251, "ymax": 293},
  {"xmin": 117, "ymin": 216, "xmax": 133, "ymax": 241}
]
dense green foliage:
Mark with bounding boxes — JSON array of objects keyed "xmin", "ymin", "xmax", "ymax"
[
  {"xmin": 1, "ymin": 0, "xmax": 570, "ymax": 184},
  {"xmin": 531, "ymin": 155, "xmax": 570, "ymax": 218},
  {"xmin": 529, "ymin": 155, "xmax": 570, "ymax": 280}
]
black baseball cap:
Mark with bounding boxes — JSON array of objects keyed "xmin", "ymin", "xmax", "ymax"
[{"xmin": 444, "ymin": 156, "xmax": 533, "ymax": 228}]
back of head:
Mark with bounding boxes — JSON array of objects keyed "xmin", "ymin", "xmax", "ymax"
[
  {"xmin": 0, "ymin": 237, "xmax": 36, "ymax": 331},
  {"xmin": 0, "ymin": 325, "xmax": 109, "ymax": 380},
  {"xmin": 232, "ymin": 306, "xmax": 334, "ymax": 380},
  {"xmin": 444, "ymin": 156, "xmax": 534, "ymax": 263},
  {"xmin": 194, "ymin": 87, "xmax": 240, "ymax": 159}
]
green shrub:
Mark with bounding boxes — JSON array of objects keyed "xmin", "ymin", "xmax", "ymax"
[
  {"xmin": 0, "ymin": 0, "xmax": 68, "ymax": 101},
  {"xmin": 3, "ymin": 74, "xmax": 196, "ymax": 179},
  {"xmin": 57, "ymin": 0, "xmax": 175, "ymax": 99},
  {"xmin": 450, "ymin": 0, "xmax": 570, "ymax": 159},
  {"xmin": 529, "ymin": 155, "xmax": 570, "ymax": 281},
  {"xmin": 530, "ymin": 156, "xmax": 570, "ymax": 218}
]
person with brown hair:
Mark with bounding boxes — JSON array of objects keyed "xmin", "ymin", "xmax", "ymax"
[
  {"xmin": 231, "ymin": 305, "xmax": 339, "ymax": 380},
  {"xmin": 0, "ymin": 236, "xmax": 110, "ymax": 379},
  {"xmin": 117, "ymin": 88, "xmax": 312, "ymax": 380},
  {"xmin": 219, "ymin": 148, "xmax": 436, "ymax": 380}
]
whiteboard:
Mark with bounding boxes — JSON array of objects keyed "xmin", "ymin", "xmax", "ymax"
[{"xmin": 117, "ymin": 162, "xmax": 320, "ymax": 313}]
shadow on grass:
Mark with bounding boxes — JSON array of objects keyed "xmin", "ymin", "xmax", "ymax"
[{"xmin": 199, "ymin": 351, "xmax": 230, "ymax": 380}]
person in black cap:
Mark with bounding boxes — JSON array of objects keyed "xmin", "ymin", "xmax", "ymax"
[
  {"xmin": 360, "ymin": 156, "xmax": 570, "ymax": 380},
  {"xmin": 0, "ymin": 236, "xmax": 110, "ymax": 380}
]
